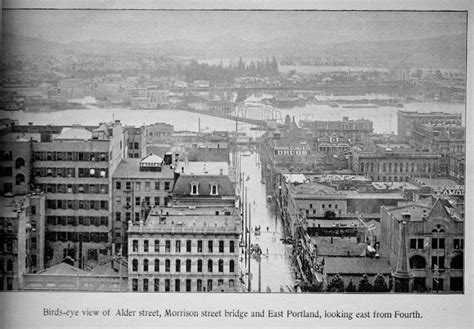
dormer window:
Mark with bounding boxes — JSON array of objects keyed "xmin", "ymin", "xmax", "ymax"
[
  {"xmin": 210, "ymin": 183, "xmax": 218, "ymax": 195},
  {"xmin": 191, "ymin": 182, "xmax": 199, "ymax": 195}
]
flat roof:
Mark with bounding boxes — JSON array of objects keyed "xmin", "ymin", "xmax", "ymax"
[
  {"xmin": 323, "ymin": 256, "xmax": 391, "ymax": 275},
  {"xmin": 175, "ymin": 161, "xmax": 229, "ymax": 176},
  {"xmin": 112, "ymin": 159, "xmax": 174, "ymax": 179}
]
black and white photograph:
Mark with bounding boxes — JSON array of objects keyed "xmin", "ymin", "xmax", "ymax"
[{"xmin": 0, "ymin": 1, "xmax": 472, "ymax": 328}]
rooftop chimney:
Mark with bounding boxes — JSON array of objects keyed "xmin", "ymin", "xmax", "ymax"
[{"xmin": 393, "ymin": 221, "xmax": 413, "ymax": 292}]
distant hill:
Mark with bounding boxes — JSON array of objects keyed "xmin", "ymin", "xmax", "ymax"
[{"xmin": 2, "ymin": 32, "xmax": 466, "ymax": 69}]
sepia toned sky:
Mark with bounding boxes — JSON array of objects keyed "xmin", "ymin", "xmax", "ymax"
[{"xmin": 3, "ymin": 10, "xmax": 467, "ymax": 44}]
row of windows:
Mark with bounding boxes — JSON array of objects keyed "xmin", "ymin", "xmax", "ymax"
[
  {"xmin": 46, "ymin": 216, "xmax": 108, "ymax": 227},
  {"xmin": 35, "ymin": 167, "xmax": 108, "ymax": 178},
  {"xmin": 409, "ymin": 238, "xmax": 464, "ymax": 250},
  {"xmin": 34, "ymin": 151, "xmax": 109, "ymax": 162},
  {"xmin": 360, "ymin": 161, "xmax": 437, "ymax": 173},
  {"xmin": 37, "ymin": 183, "xmax": 108, "ymax": 194},
  {"xmin": 0, "ymin": 166, "xmax": 13, "ymax": 177},
  {"xmin": 46, "ymin": 199, "xmax": 109, "ymax": 210},
  {"xmin": 115, "ymin": 180, "xmax": 171, "ymax": 191},
  {"xmin": 409, "ymin": 255, "xmax": 463, "ymax": 270},
  {"xmin": 131, "ymin": 240, "xmax": 236, "ymax": 254},
  {"xmin": 46, "ymin": 231, "xmax": 108, "ymax": 243},
  {"xmin": 131, "ymin": 258, "xmax": 235, "ymax": 273},
  {"xmin": 0, "ymin": 151, "xmax": 13, "ymax": 161},
  {"xmin": 131, "ymin": 278, "xmax": 235, "ymax": 292}
]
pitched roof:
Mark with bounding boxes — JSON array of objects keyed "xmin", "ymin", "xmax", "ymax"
[
  {"xmin": 172, "ymin": 175, "xmax": 235, "ymax": 197},
  {"xmin": 36, "ymin": 262, "xmax": 88, "ymax": 275},
  {"xmin": 53, "ymin": 127, "xmax": 92, "ymax": 141}
]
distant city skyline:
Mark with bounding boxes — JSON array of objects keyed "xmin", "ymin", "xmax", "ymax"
[{"xmin": 3, "ymin": 10, "xmax": 467, "ymax": 44}]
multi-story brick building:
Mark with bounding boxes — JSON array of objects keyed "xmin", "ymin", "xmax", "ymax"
[
  {"xmin": 380, "ymin": 199, "xmax": 464, "ymax": 292},
  {"xmin": 351, "ymin": 148, "xmax": 441, "ymax": 182},
  {"xmin": 0, "ymin": 193, "xmax": 46, "ymax": 290},
  {"xmin": 127, "ymin": 161, "xmax": 241, "ymax": 292},
  {"xmin": 32, "ymin": 122, "xmax": 124, "ymax": 268},
  {"xmin": 397, "ymin": 110, "xmax": 462, "ymax": 141},
  {"xmin": 112, "ymin": 154, "xmax": 175, "ymax": 255}
]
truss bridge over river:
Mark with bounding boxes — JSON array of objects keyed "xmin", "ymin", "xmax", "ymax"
[{"xmin": 180, "ymin": 102, "xmax": 282, "ymax": 127}]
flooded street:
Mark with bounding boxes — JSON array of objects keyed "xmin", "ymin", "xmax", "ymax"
[{"xmin": 237, "ymin": 151, "xmax": 295, "ymax": 292}]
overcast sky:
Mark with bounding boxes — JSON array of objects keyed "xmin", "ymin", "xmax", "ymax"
[{"xmin": 3, "ymin": 10, "xmax": 467, "ymax": 44}]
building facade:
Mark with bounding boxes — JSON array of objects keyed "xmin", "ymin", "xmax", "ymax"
[{"xmin": 397, "ymin": 110, "xmax": 462, "ymax": 141}]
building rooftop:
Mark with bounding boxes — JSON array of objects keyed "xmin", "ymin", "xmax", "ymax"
[
  {"xmin": 412, "ymin": 177, "xmax": 461, "ymax": 190},
  {"xmin": 312, "ymin": 237, "xmax": 367, "ymax": 257},
  {"xmin": 53, "ymin": 127, "xmax": 92, "ymax": 141},
  {"xmin": 345, "ymin": 191, "xmax": 405, "ymax": 200},
  {"xmin": 36, "ymin": 262, "xmax": 88, "ymax": 275},
  {"xmin": 172, "ymin": 175, "xmax": 235, "ymax": 197},
  {"xmin": 293, "ymin": 183, "xmax": 345, "ymax": 198},
  {"xmin": 323, "ymin": 256, "xmax": 391, "ymax": 275},
  {"xmin": 112, "ymin": 158, "xmax": 174, "ymax": 179},
  {"xmin": 372, "ymin": 182, "xmax": 420, "ymax": 191},
  {"xmin": 175, "ymin": 161, "xmax": 229, "ymax": 176},
  {"xmin": 383, "ymin": 203, "xmax": 431, "ymax": 222}
]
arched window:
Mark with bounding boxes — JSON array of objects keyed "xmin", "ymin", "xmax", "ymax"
[
  {"xmin": 218, "ymin": 259, "xmax": 224, "ymax": 272},
  {"xmin": 15, "ymin": 174, "xmax": 25, "ymax": 185},
  {"xmin": 409, "ymin": 255, "xmax": 426, "ymax": 269},
  {"xmin": 165, "ymin": 259, "xmax": 170, "ymax": 272},
  {"xmin": 208, "ymin": 259, "xmax": 213, "ymax": 272},
  {"xmin": 143, "ymin": 259, "xmax": 149, "ymax": 272},
  {"xmin": 15, "ymin": 158, "xmax": 25, "ymax": 169},
  {"xmin": 154, "ymin": 259, "xmax": 160, "ymax": 272},
  {"xmin": 450, "ymin": 254, "xmax": 463, "ymax": 269},
  {"xmin": 229, "ymin": 260, "xmax": 235, "ymax": 273},
  {"xmin": 175, "ymin": 259, "xmax": 181, "ymax": 272},
  {"xmin": 186, "ymin": 259, "xmax": 191, "ymax": 272},
  {"xmin": 132, "ymin": 259, "xmax": 138, "ymax": 272}
]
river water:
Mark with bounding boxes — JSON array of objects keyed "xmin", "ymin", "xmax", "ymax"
[{"xmin": 1, "ymin": 101, "xmax": 464, "ymax": 135}]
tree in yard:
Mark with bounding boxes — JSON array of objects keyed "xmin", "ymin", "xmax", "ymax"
[
  {"xmin": 326, "ymin": 274, "xmax": 345, "ymax": 292},
  {"xmin": 345, "ymin": 279, "xmax": 357, "ymax": 292},
  {"xmin": 358, "ymin": 274, "xmax": 373, "ymax": 292},
  {"xmin": 373, "ymin": 273, "xmax": 389, "ymax": 292}
]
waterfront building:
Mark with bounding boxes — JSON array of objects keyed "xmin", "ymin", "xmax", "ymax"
[
  {"xmin": 380, "ymin": 199, "xmax": 464, "ymax": 292},
  {"xmin": 351, "ymin": 148, "xmax": 441, "ymax": 182},
  {"xmin": 300, "ymin": 116, "xmax": 373, "ymax": 145},
  {"xmin": 397, "ymin": 110, "xmax": 462, "ymax": 141},
  {"xmin": 59, "ymin": 79, "xmax": 87, "ymax": 99},
  {"xmin": 127, "ymin": 161, "xmax": 241, "ymax": 292},
  {"xmin": 112, "ymin": 154, "xmax": 175, "ymax": 255},
  {"xmin": 0, "ymin": 193, "xmax": 46, "ymax": 290}
]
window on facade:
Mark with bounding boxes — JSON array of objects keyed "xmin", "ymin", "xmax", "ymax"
[
  {"xmin": 453, "ymin": 239, "xmax": 464, "ymax": 250},
  {"xmin": 197, "ymin": 240, "xmax": 203, "ymax": 252},
  {"xmin": 186, "ymin": 240, "xmax": 192, "ymax": 253},
  {"xmin": 175, "ymin": 259, "xmax": 181, "ymax": 272},
  {"xmin": 154, "ymin": 197, "xmax": 160, "ymax": 206},
  {"xmin": 144, "ymin": 240, "xmax": 149, "ymax": 252},
  {"xmin": 229, "ymin": 241, "xmax": 235, "ymax": 253},
  {"xmin": 7, "ymin": 259, "xmax": 13, "ymax": 272},
  {"xmin": 197, "ymin": 259, "xmax": 203, "ymax": 272},
  {"xmin": 155, "ymin": 182, "xmax": 160, "ymax": 190},
  {"xmin": 115, "ymin": 181, "xmax": 121, "ymax": 190},
  {"xmin": 432, "ymin": 238, "xmax": 445, "ymax": 249},
  {"xmin": 208, "ymin": 260, "xmax": 213, "ymax": 272},
  {"xmin": 142, "ymin": 279, "xmax": 148, "ymax": 292},
  {"xmin": 409, "ymin": 238, "xmax": 424, "ymax": 249},
  {"xmin": 132, "ymin": 259, "xmax": 138, "ymax": 272},
  {"xmin": 164, "ymin": 182, "xmax": 170, "ymax": 190},
  {"xmin": 186, "ymin": 279, "xmax": 192, "ymax": 292},
  {"xmin": 175, "ymin": 279, "xmax": 180, "ymax": 292},
  {"xmin": 135, "ymin": 182, "xmax": 141, "ymax": 191},
  {"xmin": 165, "ymin": 259, "xmax": 170, "ymax": 272},
  {"xmin": 132, "ymin": 240, "xmax": 138, "ymax": 252},
  {"xmin": 210, "ymin": 184, "xmax": 218, "ymax": 195},
  {"xmin": 154, "ymin": 240, "xmax": 160, "ymax": 252},
  {"xmin": 154, "ymin": 259, "xmax": 160, "ymax": 272},
  {"xmin": 207, "ymin": 280, "xmax": 213, "ymax": 292},
  {"xmin": 229, "ymin": 260, "xmax": 235, "ymax": 273},
  {"xmin": 15, "ymin": 174, "xmax": 25, "ymax": 185},
  {"xmin": 191, "ymin": 182, "xmax": 199, "ymax": 195},
  {"xmin": 432, "ymin": 278, "xmax": 444, "ymax": 291},
  {"xmin": 219, "ymin": 241, "xmax": 224, "ymax": 253},
  {"xmin": 175, "ymin": 240, "xmax": 181, "ymax": 253},
  {"xmin": 229, "ymin": 280, "xmax": 235, "ymax": 288},
  {"xmin": 125, "ymin": 181, "xmax": 131, "ymax": 190},
  {"xmin": 218, "ymin": 259, "xmax": 224, "ymax": 272},
  {"xmin": 197, "ymin": 279, "xmax": 203, "ymax": 292},
  {"xmin": 115, "ymin": 212, "xmax": 121, "ymax": 222},
  {"xmin": 165, "ymin": 240, "xmax": 171, "ymax": 252},
  {"xmin": 184, "ymin": 259, "xmax": 192, "ymax": 272},
  {"xmin": 132, "ymin": 279, "xmax": 138, "ymax": 291},
  {"xmin": 432, "ymin": 256, "xmax": 445, "ymax": 269},
  {"xmin": 208, "ymin": 241, "xmax": 213, "ymax": 253},
  {"xmin": 143, "ymin": 259, "xmax": 149, "ymax": 272},
  {"xmin": 165, "ymin": 279, "xmax": 170, "ymax": 292},
  {"xmin": 154, "ymin": 279, "xmax": 160, "ymax": 292},
  {"xmin": 145, "ymin": 181, "xmax": 150, "ymax": 191},
  {"xmin": 135, "ymin": 197, "xmax": 141, "ymax": 206}
]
